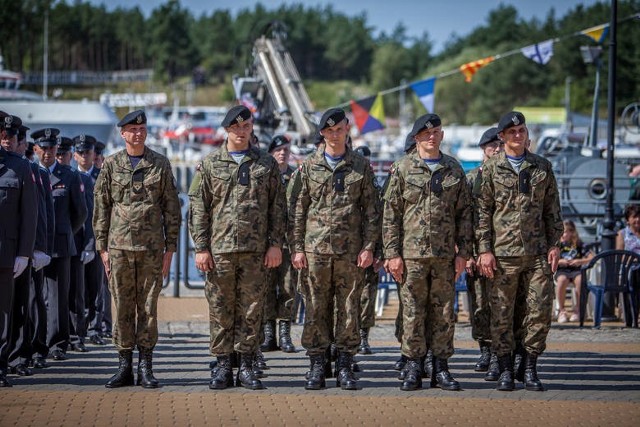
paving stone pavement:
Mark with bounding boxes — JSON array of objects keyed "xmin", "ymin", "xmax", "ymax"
[{"xmin": 1, "ymin": 297, "xmax": 639, "ymax": 426}]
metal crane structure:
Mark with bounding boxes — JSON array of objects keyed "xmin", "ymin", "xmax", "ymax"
[{"xmin": 232, "ymin": 22, "xmax": 317, "ymax": 147}]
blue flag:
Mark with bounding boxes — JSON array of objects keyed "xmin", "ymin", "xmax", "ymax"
[
  {"xmin": 521, "ymin": 40, "xmax": 554, "ymax": 65},
  {"xmin": 410, "ymin": 78, "xmax": 436, "ymax": 113}
]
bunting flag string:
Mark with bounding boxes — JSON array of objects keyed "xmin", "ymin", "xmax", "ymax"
[{"xmin": 336, "ymin": 12, "xmax": 639, "ymax": 118}]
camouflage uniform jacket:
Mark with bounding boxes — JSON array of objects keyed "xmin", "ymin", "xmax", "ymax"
[
  {"xmin": 188, "ymin": 144, "xmax": 285, "ymax": 254},
  {"xmin": 292, "ymin": 144, "xmax": 380, "ymax": 256},
  {"xmin": 93, "ymin": 146, "xmax": 181, "ymax": 252},
  {"xmin": 383, "ymin": 150, "xmax": 472, "ymax": 260},
  {"xmin": 476, "ymin": 150, "xmax": 563, "ymax": 257}
]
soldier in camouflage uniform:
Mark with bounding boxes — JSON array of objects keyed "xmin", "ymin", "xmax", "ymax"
[
  {"xmin": 189, "ymin": 106, "xmax": 285, "ymax": 390},
  {"xmin": 383, "ymin": 113, "xmax": 472, "ymax": 391},
  {"xmin": 260, "ymin": 135, "xmax": 297, "ymax": 354},
  {"xmin": 465, "ymin": 127, "xmax": 503, "ymax": 381},
  {"xmin": 93, "ymin": 110, "xmax": 181, "ymax": 389},
  {"xmin": 476, "ymin": 111, "xmax": 562, "ymax": 392},
  {"xmin": 292, "ymin": 108, "xmax": 380, "ymax": 391}
]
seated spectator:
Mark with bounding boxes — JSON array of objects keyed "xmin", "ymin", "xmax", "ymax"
[
  {"xmin": 555, "ymin": 220, "xmax": 594, "ymax": 323},
  {"xmin": 616, "ymin": 204, "xmax": 640, "ymax": 254}
]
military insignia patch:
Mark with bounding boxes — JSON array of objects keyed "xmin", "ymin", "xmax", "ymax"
[
  {"xmin": 512, "ymin": 115, "xmax": 520, "ymax": 125},
  {"xmin": 425, "ymin": 121, "xmax": 433, "ymax": 129},
  {"xmin": 44, "ymin": 128, "xmax": 51, "ymax": 138},
  {"xmin": 327, "ymin": 118, "xmax": 335, "ymax": 127},
  {"xmin": 4, "ymin": 116, "xmax": 12, "ymax": 125},
  {"xmin": 236, "ymin": 115, "xmax": 244, "ymax": 123},
  {"xmin": 196, "ymin": 163, "xmax": 202, "ymax": 171},
  {"xmin": 136, "ymin": 114, "xmax": 143, "ymax": 124}
]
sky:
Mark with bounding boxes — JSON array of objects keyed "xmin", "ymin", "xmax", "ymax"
[{"xmin": 87, "ymin": 0, "xmax": 605, "ymax": 53}]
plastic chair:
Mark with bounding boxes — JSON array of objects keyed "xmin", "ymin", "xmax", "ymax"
[{"xmin": 579, "ymin": 249, "xmax": 640, "ymax": 328}]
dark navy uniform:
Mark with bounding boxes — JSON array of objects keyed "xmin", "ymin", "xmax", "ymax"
[
  {"xmin": 43, "ymin": 160, "xmax": 88, "ymax": 358},
  {"xmin": 8, "ymin": 159, "xmax": 48, "ymax": 374},
  {"xmin": 0, "ymin": 147, "xmax": 37, "ymax": 386}
]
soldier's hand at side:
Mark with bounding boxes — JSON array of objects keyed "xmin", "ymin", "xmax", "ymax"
[
  {"xmin": 388, "ymin": 256, "xmax": 404, "ymax": 283},
  {"xmin": 357, "ymin": 249, "xmax": 373, "ymax": 269},
  {"xmin": 478, "ymin": 252, "xmax": 497, "ymax": 279},
  {"xmin": 373, "ymin": 258, "xmax": 384, "ymax": 272},
  {"xmin": 465, "ymin": 258, "xmax": 476, "ymax": 277},
  {"xmin": 264, "ymin": 246, "xmax": 282, "ymax": 269},
  {"xmin": 292, "ymin": 252, "xmax": 308, "ymax": 270},
  {"xmin": 548, "ymin": 246, "xmax": 560, "ymax": 273},
  {"xmin": 13, "ymin": 256, "xmax": 29, "ymax": 278},
  {"xmin": 162, "ymin": 251, "xmax": 174, "ymax": 278},
  {"xmin": 100, "ymin": 251, "xmax": 111, "ymax": 279},
  {"xmin": 195, "ymin": 250, "xmax": 214, "ymax": 272},
  {"xmin": 454, "ymin": 256, "xmax": 467, "ymax": 281}
]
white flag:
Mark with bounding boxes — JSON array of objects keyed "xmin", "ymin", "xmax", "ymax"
[{"xmin": 521, "ymin": 40, "xmax": 554, "ymax": 65}]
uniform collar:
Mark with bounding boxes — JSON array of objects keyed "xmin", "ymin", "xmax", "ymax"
[
  {"xmin": 312, "ymin": 143, "xmax": 354, "ymax": 170},
  {"xmin": 409, "ymin": 149, "xmax": 446, "ymax": 172}
]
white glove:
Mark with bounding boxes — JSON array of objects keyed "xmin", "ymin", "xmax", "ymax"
[
  {"xmin": 13, "ymin": 256, "xmax": 29, "ymax": 278},
  {"xmin": 81, "ymin": 251, "xmax": 96, "ymax": 265},
  {"xmin": 32, "ymin": 250, "xmax": 51, "ymax": 271}
]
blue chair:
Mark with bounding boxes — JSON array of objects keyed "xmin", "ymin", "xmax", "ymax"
[{"xmin": 579, "ymin": 250, "xmax": 640, "ymax": 329}]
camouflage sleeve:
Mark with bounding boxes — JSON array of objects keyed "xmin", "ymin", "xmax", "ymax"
[
  {"xmin": 187, "ymin": 162, "xmax": 212, "ymax": 252},
  {"xmin": 476, "ymin": 163, "xmax": 495, "ymax": 254},
  {"xmin": 93, "ymin": 160, "xmax": 112, "ymax": 252},
  {"xmin": 454, "ymin": 173, "xmax": 473, "ymax": 259},
  {"xmin": 70, "ymin": 170, "xmax": 88, "ymax": 235},
  {"xmin": 267, "ymin": 160, "xmax": 286, "ymax": 249},
  {"xmin": 161, "ymin": 159, "xmax": 182, "ymax": 252},
  {"xmin": 292, "ymin": 163, "xmax": 311, "ymax": 253},
  {"xmin": 360, "ymin": 164, "xmax": 381, "ymax": 252},
  {"xmin": 382, "ymin": 167, "xmax": 403, "ymax": 259},
  {"xmin": 543, "ymin": 168, "xmax": 563, "ymax": 249},
  {"xmin": 286, "ymin": 169, "xmax": 303, "ymax": 246}
]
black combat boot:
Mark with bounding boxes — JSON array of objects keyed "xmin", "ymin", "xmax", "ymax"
[
  {"xmin": 523, "ymin": 352, "xmax": 544, "ymax": 391},
  {"xmin": 393, "ymin": 354, "xmax": 407, "ymax": 371},
  {"xmin": 513, "ymin": 343, "xmax": 526, "ymax": 383},
  {"xmin": 136, "ymin": 349, "xmax": 159, "ymax": 388},
  {"xmin": 423, "ymin": 349, "xmax": 433, "ymax": 378},
  {"xmin": 260, "ymin": 320, "xmax": 278, "ymax": 352},
  {"xmin": 496, "ymin": 354, "xmax": 515, "ymax": 391},
  {"xmin": 0, "ymin": 369, "xmax": 12, "ymax": 388},
  {"xmin": 358, "ymin": 328, "xmax": 372, "ymax": 355},
  {"xmin": 484, "ymin": 353, "xmax": 499, "ymax": 381},
  {"xmin": 336, "ymin": 352, "xmax": 358, "ymax": 390},
  {"xmin": 278, "ymin": 320, "xmax": 296, "ymax": 353},
  {"xmin": 400, "ymin": 358, "xmax": 423, "ymax": 391},
  {"xmin": 209, "ymin": 355, "xmax": 233, "ymax": 390},
  {"xmin": 252, "ymin": 353, "xmax": 265, "ymax": 379},
  {"xmin": 254, "ymin": 349, "xmax": 268, "ymax": 370},
  {"xmin": 236, "ymin": 353, "xmax": 264, "ymax": 390},
  {"xmin": 305, "ymin": 354, "xmax": 326, "ymax": 390},
  {"xmin": 475, "ymin": 341, "xmax": 491, "ymax": 372},
  {"xmin": 105, "ymin": 350, "xmax": 134, "ymax": 388},
  {"xmin": 431, "ymin": 357, "xmax": 461, "ymax": 391}
]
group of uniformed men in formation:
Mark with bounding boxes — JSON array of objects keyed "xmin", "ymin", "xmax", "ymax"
[
  {"xmin": 0, "ymin": 103, "xmax": 562, "ymax": 392},
  {"xmin": 0, "ymin": 111, "xmax": 112, "ymax": 388}
]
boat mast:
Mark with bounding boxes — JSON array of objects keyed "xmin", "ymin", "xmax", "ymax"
[{"xmin": 43, "ymin": 8, "xmax": 49, "ymax": 100}]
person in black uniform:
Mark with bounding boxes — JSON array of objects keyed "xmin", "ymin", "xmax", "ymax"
[
  {"xmin": 93, "ymin": 140, "xmax": 112, "ymax": 338},
  {"xmin": 75, "ymin": 135, "xmax": 106, "ymax": 346},
  {"xmin": 0, "ymin": 114, "xmax": 38, "ymax": 387},
  {"xmin": 32, "ymin": 128, "xmax": 88, "ymax": 361},
  {"xmin": 57, "ymin": 136, "xmax": 93, "ymax": 353},
  {"xmin": 2, "ymin": 117, "xmax": 50, "ymax": 377}
]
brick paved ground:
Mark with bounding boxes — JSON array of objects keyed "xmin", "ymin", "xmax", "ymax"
[{"xmin": 1, "ymin": 296, "xmax": 639, "ymax": 426}]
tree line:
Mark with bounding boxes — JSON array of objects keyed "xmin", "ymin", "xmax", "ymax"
[{"xmin": 0, "ymin": 0, "xmax": 638, "ymax": 123}]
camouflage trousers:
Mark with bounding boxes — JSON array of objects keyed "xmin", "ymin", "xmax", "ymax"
[
  {"xmin": 466, "ymin": 273, "xmax": 492, "ymax": 342},
  {"xmin": 205, "ymin": 252, "xmax": 266, "ymax": 356},
  {"xmin": 401, "ymin": 258, "xmax": 455, "ymax": 359},
  {"xmin": 359, "ymin": 266, "xmax": 379, "ymax": 329},
  {"xmin": 263, "ymin": 248, "xmax": 296, "ymax": 322},
  {"xmin": 490, "ymin": 256, "xmax": 554, "ymax": 357},
  {"xmin": 301, "ymin": 253, "xmax": 364, "ymax": 355},
  {"xmin": 108, "ymin": 249, "xmax": 163, "ymax": 352}
]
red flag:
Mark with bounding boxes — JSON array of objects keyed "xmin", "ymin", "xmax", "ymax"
[{"xmin": 459, "ymin": 56, "xmax": 495, "ymax": 83}]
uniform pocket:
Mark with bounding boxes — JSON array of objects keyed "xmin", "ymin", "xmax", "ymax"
[{"xmin": 0, "ymin": 178, "xmax": 19, "ymax": 204}]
